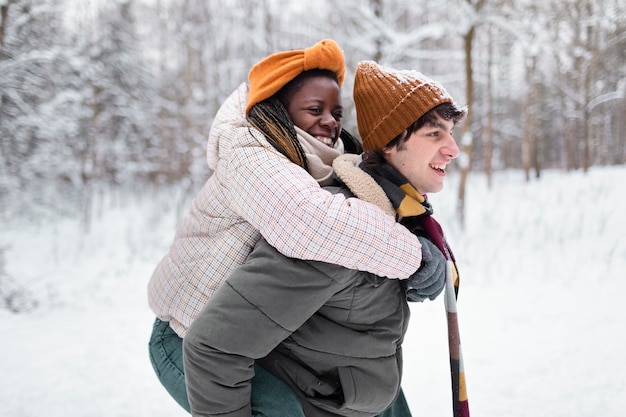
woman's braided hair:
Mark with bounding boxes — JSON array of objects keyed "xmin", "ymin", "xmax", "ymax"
[
  {"xmin": 247, "ymin": 96, "xmax": 309, "ymax": 171},
  {"xmin": 246, "ymin": 69, "xmax": 362, "ymax": 172}
]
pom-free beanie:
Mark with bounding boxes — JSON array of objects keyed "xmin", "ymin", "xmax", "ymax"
[
  {"xmin": 246, "ymin": 39, "xmax": 346, "ymax": 113},
  {"xmin": 354, "ymin": 60, "xmax": 453, "ymax": 152}
]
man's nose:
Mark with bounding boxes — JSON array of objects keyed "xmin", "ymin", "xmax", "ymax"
[{"xmin": 443, "ymin": 134, "xmax": 460, "ymax": 159}]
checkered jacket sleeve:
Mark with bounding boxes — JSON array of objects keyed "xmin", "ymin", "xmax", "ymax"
[
  {"xmin": 217, "ymin": 84, "xmax": 422, "ymax": 280},
  {"xmin": 149, "ymin": 84, "xmax": 424, "ymax": 337}
]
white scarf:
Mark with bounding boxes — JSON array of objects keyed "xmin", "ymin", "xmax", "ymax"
[{"xmin": 295, "ymin": 126, "xmax": 344, "ymax": 186}]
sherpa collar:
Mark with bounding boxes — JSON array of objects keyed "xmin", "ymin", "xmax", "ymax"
[
  {"xmin": 332, "ymin": 154, "xmax": 395, "ymax": 216},
  {"xmin": 360, "ymin": 161, "xmax": 434, "ymax": 218}
]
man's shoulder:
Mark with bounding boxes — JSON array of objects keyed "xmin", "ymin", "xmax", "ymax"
[{"xmin": 249, "ymin": 238, "xmax": 360, "ymax": 285}]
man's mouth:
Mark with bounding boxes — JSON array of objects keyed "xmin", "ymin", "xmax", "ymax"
[{"xmin": 430, "ymin": 163, "xmax": 447, "ymax": 173}]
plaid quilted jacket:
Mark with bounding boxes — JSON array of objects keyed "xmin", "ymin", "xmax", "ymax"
[{"xmin": 148, "ymin": 83, "xmax": 423, "ymax": 337}]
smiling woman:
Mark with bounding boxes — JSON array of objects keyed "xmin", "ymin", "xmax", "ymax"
[
  {"xmin": 248, "ymin": 68, "xmax": 350, "ymax": 187},
  {"xmin": 278, "ymin": 71, "xmax": 344, "ymax": 147}
]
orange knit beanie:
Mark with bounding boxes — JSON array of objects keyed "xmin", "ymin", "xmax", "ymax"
[
  {"xmin": 245, "ymin": 39, "xmax": 346, "ymax": 113},
  {"xmin": 354, "ymin": 60, "xmax": 453, "ymax": 152}
]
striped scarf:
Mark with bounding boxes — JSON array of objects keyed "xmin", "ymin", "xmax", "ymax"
[{"xmin": 360, "ymin": 162, "xmax": 470, "ymax": 417}]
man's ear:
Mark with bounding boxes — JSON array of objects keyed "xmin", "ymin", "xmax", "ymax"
[{"xmin": 382, "ymin": 143, "xmax": 396, "ymax": 158}]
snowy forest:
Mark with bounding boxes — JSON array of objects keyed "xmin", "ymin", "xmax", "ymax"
[
  {"xmin": 0, "ymin": 0, "xmax": 625, "ymax": 303},
  {"xmin": 2, "ymin": 0, "xmax": 625, "ymax": 217},
  {"xmin": 1, "ymin": 2, "xmax": 625, "ymax": 415}
]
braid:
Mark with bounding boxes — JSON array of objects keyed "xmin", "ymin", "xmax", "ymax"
[{"xmin": 247, "ymin": 97, "xmax": 308, "ymax": 170}]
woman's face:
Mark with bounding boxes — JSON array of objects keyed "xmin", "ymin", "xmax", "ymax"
[{"xmin": 285, "ymin": 76, "xmax": 343, "ymax": 147}]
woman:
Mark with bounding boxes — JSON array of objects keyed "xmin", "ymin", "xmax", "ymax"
[{"xmin": 148, "ymin": 40, "xmax": 422, "ymax": 415}]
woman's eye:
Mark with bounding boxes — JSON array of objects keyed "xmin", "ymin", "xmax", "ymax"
[{"xmin": 334, "ymin": 113, "xmax": 343, "ymax": 121}]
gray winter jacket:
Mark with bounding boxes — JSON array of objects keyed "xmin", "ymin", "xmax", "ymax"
[{"xmin": 183, "ymin": 155, "xmax": 411, "ymax": 417}]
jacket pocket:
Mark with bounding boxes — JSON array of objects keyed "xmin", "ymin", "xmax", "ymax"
[{"xmin": 333, "ymin": 364, "xmax": 400, "ymax": 414}]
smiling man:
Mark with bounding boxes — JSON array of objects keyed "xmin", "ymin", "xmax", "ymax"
[
  {"xmin": 183, "ymin": 61, "xmax": 469, "ymax": 417},
  {"xmin": 353, "ymin": 60, "xmax": 463, "ymax": 194}
]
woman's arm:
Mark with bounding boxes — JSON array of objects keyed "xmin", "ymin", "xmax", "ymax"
[
  {"xmin": 210, "ymin": 83, "xmax": 422, "ymax": 279},
  {"xmin": 228, "ymin": 142, "xmax": 421, "ymax": 278}
]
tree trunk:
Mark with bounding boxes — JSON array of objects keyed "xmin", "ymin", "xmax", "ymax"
[
  {"xmin": 522, "ymin": 57, "xmax": 532, "ymax": 182},
  {"xmin": 457, "ymin": 25, "xmax": 475, "ymax": 228},
  {"xmin": 582, "ymin": 47, "xmax": 592, "ymax": 171},
  {"xmin": 484, "ymin": 26, "xmax": 494, "ymax": 189},
  {"xmin": 371, "ymin": 0, "xmax": 383, "ymax": 62},
  {"xmin": 0, "ymin": 3, "xmax": 9, "ymax": 61}
]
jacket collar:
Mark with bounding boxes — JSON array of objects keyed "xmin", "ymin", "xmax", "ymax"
[{"xmin": 332, "ymin": 154, "xmax": 395, "ymax": 217}]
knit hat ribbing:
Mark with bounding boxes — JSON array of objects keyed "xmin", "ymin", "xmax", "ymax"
[
  {"xmin": 246, "ymin": 39, "xmax": 346, "ymax": 113},
  {"xmin": 354, "ymin": 60, "xmax": 453, "ymax": 152}
]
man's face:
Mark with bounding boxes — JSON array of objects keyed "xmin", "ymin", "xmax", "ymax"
[
  {"xmin": 285, "ymin": 76, "xmax": 343, "ymax": 147},
  {"xmin": 383, "ymin": 115, "xmax": 460, "ymax": 195}
]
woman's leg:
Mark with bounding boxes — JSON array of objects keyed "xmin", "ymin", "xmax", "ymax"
[
  {"xmin": 148, "ymin": 318, "xmax": 190, "ymax": 412},
  {"xmin": 376, "ymin": 389, "xmax": 412, "ymax": 417},
  {"xmin": 251, "ymin": 364, "xmax": 306, "ymax": 417},
  {"xmin": 148, "ymin": 318, "xmax": 305, "ymax": 416}
]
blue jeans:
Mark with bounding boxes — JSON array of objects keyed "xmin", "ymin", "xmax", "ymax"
[
  {"xmin": 148, "ymin": 318, "xmax": 411, "ymax": 416},
  {"xmin": 149, "ymin": 318, "xmax": 305, "ymax": 416}
]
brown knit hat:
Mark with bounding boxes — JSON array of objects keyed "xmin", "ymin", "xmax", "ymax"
[
  {"xmin": 354, "ymin": 60, "xmax": 453, "ymax": 152},
  {"xmin": 245, "ymin": 39, "xmax": 346, "ymax": 113}
]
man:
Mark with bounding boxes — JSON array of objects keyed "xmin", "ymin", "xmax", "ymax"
[{"xmin": 183, "ymin": 60, "xmax": 468, "ymax": 417}]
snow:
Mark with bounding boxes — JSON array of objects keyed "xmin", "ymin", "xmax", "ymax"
[{"xmin": 1, "ymin": 166, "xmax": 625, "ymax": 417}]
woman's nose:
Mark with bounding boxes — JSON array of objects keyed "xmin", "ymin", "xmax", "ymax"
[{"xmin": 320, "ymin": 112, "xmax": 338, "ymax": 128}]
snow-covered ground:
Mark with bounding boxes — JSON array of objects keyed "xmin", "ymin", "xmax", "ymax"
[{"xmin": 1, "ymin": 167, "xmax": 625, "ymax": 417}]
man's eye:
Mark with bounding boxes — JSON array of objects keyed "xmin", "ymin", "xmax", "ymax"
[
  {"xmin": 309, "ymin": 107, "xmax": 322, "ymax": 113},
  {"xmin": 334, "ymin": 113, "xmax": 343, "ymax": 120}
]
